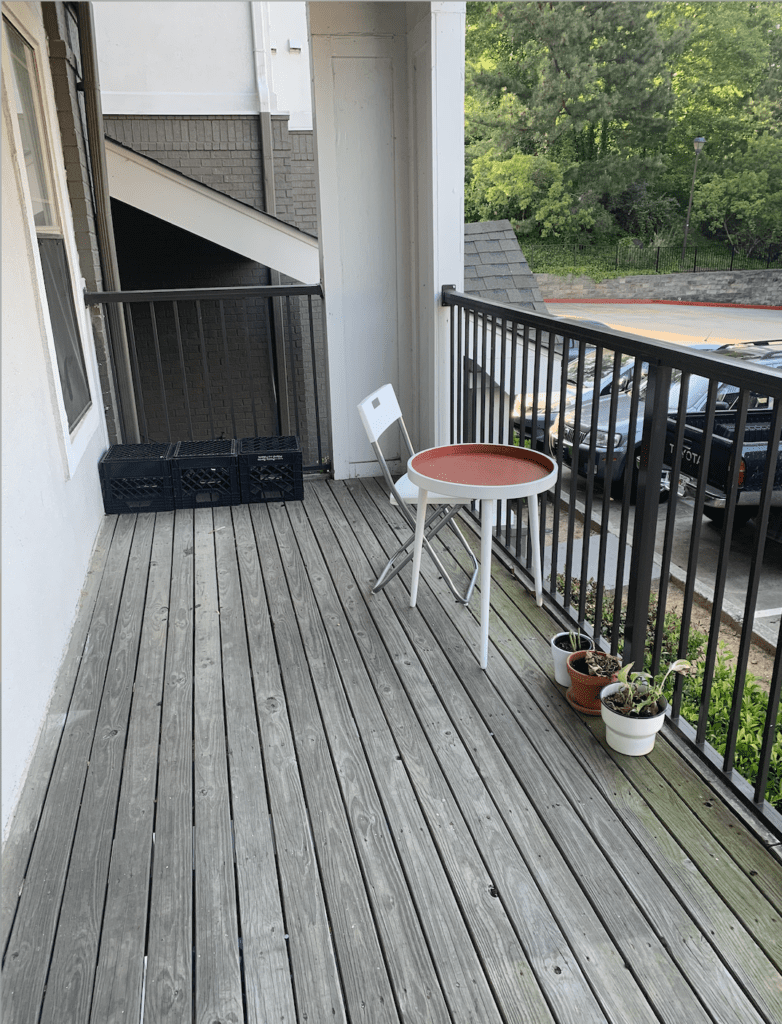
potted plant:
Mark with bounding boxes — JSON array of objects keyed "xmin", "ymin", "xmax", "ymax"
[
  {"xmin": 565, "ymin": 649, "xmax": 623, "ymax": 715},
  {"xmin": 600, "ymin": 659, "xmax": 692, "ymax": 755},
  {"xmin": 550, "ymin": 630, "xmax": 594, "ymax": 687}
]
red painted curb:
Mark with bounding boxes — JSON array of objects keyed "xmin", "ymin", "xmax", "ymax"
[{"xmin": 546, "ymin": 298, "xmax": 782, "ymax": 310}]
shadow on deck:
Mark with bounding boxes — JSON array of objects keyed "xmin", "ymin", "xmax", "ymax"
[{"xmin": 3, "ymin": 478, "xmax": 782, "ymax": 1024}]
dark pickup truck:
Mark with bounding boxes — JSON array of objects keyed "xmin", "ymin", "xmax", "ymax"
[
  {"xmin": 663, "ymin": 406, "xmax": 782, "ymax": 530},
  {"xmin": 661, "ymin": 341, "xmax": 782, "ymax": 536}
]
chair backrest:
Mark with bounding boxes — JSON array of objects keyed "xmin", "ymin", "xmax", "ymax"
[{"xmin": 357, "ymin": 384, "xmax": 403, "ymax": 444}]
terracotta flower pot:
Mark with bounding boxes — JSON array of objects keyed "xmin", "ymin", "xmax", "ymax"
[{"xmin": 565, "ymin": 651, "xmax": 617, "ymax": 715}]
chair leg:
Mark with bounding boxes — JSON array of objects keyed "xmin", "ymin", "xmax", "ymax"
[
  {"xmin": 371, "ymin": 505, "xmax": 450, "ymax": 593},
  {"xmin": 372, "ymin": 504, "xmax": 478, "ymax": 605}
]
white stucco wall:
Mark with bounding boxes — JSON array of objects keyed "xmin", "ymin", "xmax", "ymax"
[
  {"xmin": 2, "ymin": 3, "xmax": 109, "ymax": 835},
  {"xmin": 93, "ymin": 1, "xmax": 312, "ymax": 126}
]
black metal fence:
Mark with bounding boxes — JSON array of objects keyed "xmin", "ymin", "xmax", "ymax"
[
  {"xmin": 443, "ymin": 287, "xmax": 782, "ymax": 836},
  {"xmin": 85, "ymin": 284, "xmax": 331, "ymax": 474},
  {"xmin": 525, "ymin": 242, "xmax": 782, "ymax": 275}
]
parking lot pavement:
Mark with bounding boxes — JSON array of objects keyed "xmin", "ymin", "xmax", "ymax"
[{"xmin": 549, "ymin": 301, "xmax": 782, "ymax": 346}]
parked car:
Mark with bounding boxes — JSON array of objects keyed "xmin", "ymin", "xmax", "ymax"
[
  {"xmin": 513, "ymin": 332, "xmax": 633, "ymax": 442},
  {"xmin": 547, "ymin": 341, "xmax": 772, "ymax": 500},
  {"xmin": 661, "ymin": 341, "xmax": 782, "ymax": 527}
]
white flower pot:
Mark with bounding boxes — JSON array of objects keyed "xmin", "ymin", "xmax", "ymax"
[
  {"xmin": 600, "ymin": 682, "xmax": 668, "ymax": 756},
  {"xmin": 550, "ymin": 632, "xmax": 593, "ymax": 687}
]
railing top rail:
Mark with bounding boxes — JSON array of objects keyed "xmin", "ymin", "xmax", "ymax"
[
  {"xmin": 84, "ymin": 283, "xmax": 323, "ymax": 305},
  {"xmin": 443, "ymin": 288, "xmax": 782, "ymax": 398}
]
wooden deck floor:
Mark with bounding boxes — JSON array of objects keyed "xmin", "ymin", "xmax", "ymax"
[{"xmin": 3, "ymin": 478, "xmax": 782, "ymax": 1024}]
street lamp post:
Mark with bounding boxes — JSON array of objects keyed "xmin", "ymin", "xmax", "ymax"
[{"xmin": 682, "ymin": 136, "xmax": 706, "ymax": 261}]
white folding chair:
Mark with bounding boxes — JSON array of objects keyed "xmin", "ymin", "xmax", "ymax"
[{"xmin": 357, "ymin": 384, "xmax": 479, "ymax": 604}]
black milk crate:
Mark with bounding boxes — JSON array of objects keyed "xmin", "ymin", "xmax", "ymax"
[
  {"xmin": 99, "ymin": 443, "xmax": 175, "ymax": 515},
  {"xmin": 238, "ymin": 436, "xmax": 304, "ymax": 503},
  {"xmin": 171, "ymin": 439, "xmax": 240, "ymax": 509}
]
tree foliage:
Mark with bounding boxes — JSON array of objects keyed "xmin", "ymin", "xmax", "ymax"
[{"xmin": 466, "ymin": 2, "xmax": 782, "ymax": 252}]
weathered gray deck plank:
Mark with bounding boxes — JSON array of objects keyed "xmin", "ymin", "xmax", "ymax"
[
  {"xmin": 342, "ymin": 479, "xmax": 666, "ymax": 1024},
  {"xmin": 647, "ymin": 739, "xmax": 782, "ymax": 912},
  {"xmin": 213, "ymin": 505, "xmax": 298, "ymax": 1024},
  {"xmin": 315, "ymin": 485, "xmax": 614, "ymax": 1024},
  {"xmin": 290, "ymin": 492, "xmax": 523, "ymax": 1024},
  {"xmin": 357, "ymin": 476, "xmax": 764, "ymax": 1024},
  {"xmin": 90, "ymin": 512, "xmax": 174, "ymax": 1024},
  {"xmin": 2, "ymin": 514, "xmax": 137, "ymax": 1024},
  {"xmin": 1, "ymin": 515, "xmax": 117, "ymax": 957},
  {"xmin": 257, "ymin": 501, "xmax": 401, "ymax": 1024},
  {"xmin": 446, "ymin": 499, "xmax": 782, "ymax": 1024},
  {"xmin": 4, "ymin": 482, "xmax": 782, "ymax": 1024},
  {"xmin": 315, "ymin": 482, "xmax": 606, "ymax": 1024},
  {"xmin": 39, "ymin": 513, "xmax": 155, "ymax": 1024},
  {"xmin": 144, "ymin": 510, "xmax": 195, "ymax": 1024},
  {"xmin": 193, "ymin": 509, "xmax": 243, "ymax": 1024},
  {"xmin": 243, "ymin": 502, "xmax": 348, "ymax": 1024}
]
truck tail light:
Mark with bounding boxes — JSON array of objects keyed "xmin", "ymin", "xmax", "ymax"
[{"xmin": 738, "ymin": 459, "xmax": 746, "ymax": 488}]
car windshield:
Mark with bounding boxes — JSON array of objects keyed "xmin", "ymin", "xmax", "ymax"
[{"xmin": 568, "ymin": 349, "xmax": 635, "ymax": 386}]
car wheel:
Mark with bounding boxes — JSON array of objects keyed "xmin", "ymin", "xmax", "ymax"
[
  {"xmin": 703, "ymin": 507, "xmax": 755, "ymax": 529},
  {"xmin": 610, "ymin": 456, "xmax": 638, "ymax": 503}
]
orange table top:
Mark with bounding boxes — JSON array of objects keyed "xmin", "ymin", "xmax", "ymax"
[{"xmin": 409, "ymin": 444, "xmax": 554, "ymax": 492}]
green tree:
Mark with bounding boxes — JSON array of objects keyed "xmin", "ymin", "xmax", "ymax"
[
  {"xmin": 694, "ymin": 134, "xmax": 782, "ymax": 253},
  {"xmin": 656, "ymin": 1, "xmax": 782, "ymax": 206},
  {"xmin": 465, "ymin": 2, "xmax": 690, "ymax": 240}
]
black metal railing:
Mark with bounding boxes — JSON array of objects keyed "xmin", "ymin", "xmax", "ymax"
[
  {"xmin": 443, "ymin": 287, "xmax": 782, "ymax": 836},
  {"xmin": 85, "ymin": 284, "xmax": 331, "ymax": 473},
  {"xmin": 525, "ymin": 241, "xmax": 782, "ymax": 275}
]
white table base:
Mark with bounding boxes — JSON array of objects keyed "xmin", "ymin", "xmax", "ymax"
[{"xmin": 410, "ymin": 494, "xmax": 544, "ymax": 670}]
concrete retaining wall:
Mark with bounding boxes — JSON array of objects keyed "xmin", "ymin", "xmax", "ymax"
[{"xmin": 536, "ymin": 269, "xmax": 781, "ymax": 307}]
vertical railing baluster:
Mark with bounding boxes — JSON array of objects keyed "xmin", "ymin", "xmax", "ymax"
[
  {"xmin": 286, "ymin": 295, "xmax": 300, "ymax": 439},
  {"xmin": 593, "ymin": 349, "xmax": 622, "ymax": 644},
  {"xmin": 456, "ymin": 306, "xmax": 464, "ymax": 444},
  {"xmin": 265, "ymin": 294, "xmax": 281, "ymax": 436},
  {"xmin": 722, "ymin": 390, "xmax": 763, "ymax": 772},
  {"xmin": 173, "ymin": 301, "xmax": 194, "ymax": 441},
  {"xmin": 148, "ymin": 301, "xmax": 171, "ymax": 441},
  {"xmin": 307, "ymin": 294, "xmax": 323, "ymax": 467},
  {"xmin": 479, "ymin": 313, "xmax": 489, "ymax": 441},
  {"xmin": 698, "ymin": 389, "xmax": 751, "ymax": 749},
  {"xmin": 653, "ymin": 373, "xmax": 692, "ymax": 685},
  {"xmin": 755, "ymin": 619, "xmax": 782, "ymax": 806},
  {"xmin": 195, "ymin": 300, "xmax": 216, "ymax": 439},
  {"xmin": 548, "ymin": 325, "xmax": 570, "ymax": 598},
  {"xmin": 623, "ymin": 362, "xmax": 671, "ymax": 668},
  {"xmin": 218, "ymin": 300, "xmax": 237, "ymax": 439},
  {"xmin": 240, "ymin": 300, "xmax": 259, "ymax": 437},
  {"xmin": 123, "ymin": 303, "xmax": 149, "ymax": 442}
]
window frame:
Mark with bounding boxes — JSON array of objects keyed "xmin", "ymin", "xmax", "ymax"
[{"xmin": 2, "ymin": 9, "xmax": 102, "ymax": 474}]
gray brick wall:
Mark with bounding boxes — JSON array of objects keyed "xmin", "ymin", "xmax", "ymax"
[
  {"xmin": 104, "ymin": 113, "xmax": 326, "ymax": 465},
  {"xmin": 271, "ymin": 116, "xmax": 317, "ymax": 235},
  {"xmin": 104, "ymin": 115, "xmax": 266, "ymax": 210}
]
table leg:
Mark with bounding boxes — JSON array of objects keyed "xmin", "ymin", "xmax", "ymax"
[
  {"xmin": 480, "ymin": 498, "xmax": 495, "ymax": 669},
  {"xmin": 409, "ymin": 489, "xmax": 428, "ymax": 607},
  {"xmin": 528, "ymin": 495, "xmax": 543, "ymax": 606}
]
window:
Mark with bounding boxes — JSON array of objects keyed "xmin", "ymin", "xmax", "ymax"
[{"xmin": 6, "ymin": 20, "xmax": 92, "ymax": 431}]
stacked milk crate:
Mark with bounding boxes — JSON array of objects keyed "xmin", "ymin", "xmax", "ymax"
[{"xmin": 98, "ymin": 436, "xmax": 303, "ymax": 515}]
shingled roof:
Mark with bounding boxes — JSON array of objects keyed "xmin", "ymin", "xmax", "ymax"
[{"xmin": 464, "ymin": 220, "xmax": 548, "ymax": 313}]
